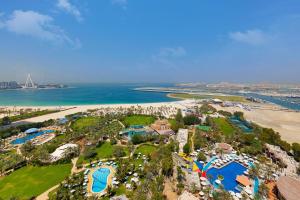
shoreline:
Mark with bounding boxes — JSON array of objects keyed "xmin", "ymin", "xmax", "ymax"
[{"xmin": 1, "ymin": 99, "xmax": 300, "ymax": 143}]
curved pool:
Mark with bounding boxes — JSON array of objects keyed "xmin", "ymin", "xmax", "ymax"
[
  {"xmin": 206, "ymin": 162, "xmax": 247, "ymax": 192},
  {"xmin": 11, "ymin": 130, "xmax": 54, "ymax": 145},
  {"xmin": 92, "ymin": 168, "xmax": 111, "ymax": 193}
]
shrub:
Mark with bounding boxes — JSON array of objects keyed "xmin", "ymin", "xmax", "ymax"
[
  {"xmin": 183, "ymin": 115, "xmax": 201, "ymax": 125},
  {"xmin": 197, "ymin": 152, "xmax": 207, "ymax": 162},
  {"xmin": 183, "ymin": 143, "xmax": 191, "ymax": 154},
  {"xmin": 83, "ymin": 148, "xmax": 97, "ymax": 159}
]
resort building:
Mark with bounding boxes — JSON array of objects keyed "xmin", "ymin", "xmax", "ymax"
[
  {"xmin": 276, "ymin": 176, "xmax": 300, "ymax": 200},
  {"xmin": 25, "ymin": 128, "xmax": 39, "ymax": 134},
  {"xmin": 176, "ymin": 129, "xmax": 188, "ymax": 153},
  {"xmin": 265, "ymin": 144, "xmax": 298, "ymax": 178},
  {"xmin": 216, "ymin": 143, "xmax": 233, "ymax": 154},
  {"xmin": 50, "ymin": 143, "xmax": 78, "ymax": 162},
  {"xmin": 150, "ymin": 119, "xmax": 175, "ymax": 135}
]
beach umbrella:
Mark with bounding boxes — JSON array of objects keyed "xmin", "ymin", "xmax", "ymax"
[
  {"xmin": 215, "ymin": 180, "xmax": 221, "ymax": 184},
  {"xmin": 229, "ymin": 191, "xmax": 235, "ymax": 196},
  {"xmin": 199, "ymin": 191, "xmax": 205, "ymax": 196},
  {"xmin": 201, "ymin": 181, "xmax": 208, "ymax": 186},
  {"xmin": 236, "ymin": 193, "xmax": 242, "ymax": 199},
  {"xmin": 200, "ymin": 177, "xmax": 207, "ymax": 181},
  {"xmin": 245, "ymin": 188, "xmax": 252, "ymax": 195}
]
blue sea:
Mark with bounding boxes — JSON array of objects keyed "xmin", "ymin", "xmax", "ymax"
[
  {"xmin": 0, "ymin": 83, "xmax": 175, "ymax": 106},
  {"xmin": 242, "ymin": 93, "xmax": 300, "ymax": 111}
]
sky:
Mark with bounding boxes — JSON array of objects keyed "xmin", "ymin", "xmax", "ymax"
[{"xmin": 0, "ymin": 0, "xmax": 300, "ymax": 83}]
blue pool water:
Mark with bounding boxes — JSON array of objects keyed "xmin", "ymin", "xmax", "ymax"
[
  {"xmin": 206, "ymin": 162, "xmax": 247, "ymax": 192},
  {"xmin": 92, "ymin": 168, "xmax": 111, "ymax": 193},
  {"xmin": 11, "ymin": 130, "xmax": 54, "ymax": 145}
]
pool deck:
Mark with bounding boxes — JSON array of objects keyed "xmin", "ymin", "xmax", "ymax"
[{"xmin": 87, "ymin": 165, "xmax": 116, "ymax": 196}]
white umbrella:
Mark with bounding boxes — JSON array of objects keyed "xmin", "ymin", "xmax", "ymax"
[
  {"xmin": 229, "ymin": 191, "xmax": 235, "ymax": 196},
  {"xmin": 200, "ymin": 177, "xmax": 207, "ymax": 181},
  {"xmin": 215, "ymin": 179, "xmax": 221, "ymax": 184},
  {"xmin": 236, "ymin": 193, "xmax": 242, "ymax": 199},
  {"xmin": 201, "ymin": 181, "xmax": 208, "ymax": 186},
  {"xmin": 245, "ymin": 188, "xmax": 252, "ymax": 195},
  {"xmin": 199, "ymin": 191, "xmax": 205, "ymax": 196}
]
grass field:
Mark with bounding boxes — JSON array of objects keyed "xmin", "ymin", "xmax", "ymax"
[
  {"xmin": 0, "ymin": 164, "xmax": 71, "ymax": 199},
  {"xmin": 134, "ymin": 144, "xmax": 156, "ymax": 156},
  {"xmin": 213, "ymin": 118, "xmax": 235, "ymax": 137},
  {"xmin": 123, "ymin": 115, "xmax": 156, "ymax": 126},
  {"xmin": 168, "ymin": 93, "xmax": 248, "ymax": 102},
  {"xmin": 71, "ymin": 116, "xmax": 102, "ymax": 131},
  {"xmin": 77, "ymin": 142, "xmax": 129, "ymax": 164}
]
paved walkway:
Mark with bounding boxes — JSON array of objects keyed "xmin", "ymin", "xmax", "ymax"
[{"xmin": 36, "ymin": 185, "xmax": 60, "ymax": 200}]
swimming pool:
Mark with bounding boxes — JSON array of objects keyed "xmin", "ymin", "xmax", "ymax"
[
  {"xmin": 11, "ymin": 130, "xmax": 54, "ymax": 145},
  {"xmin": 206, "ymin": 162, "xmax": 247, "ymax": 192},
  {"xmin": 91, "ymin": 168, "xmax": 111, "ymax": 193}
]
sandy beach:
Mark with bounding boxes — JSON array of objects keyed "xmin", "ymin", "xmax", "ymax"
[
  {"xmin": 213, "ymin": 104, "xmax": 300, "ymax": 143},
  {"xmin": 2, "ymin": 100, "xmax": 300, "ymax": 143}
]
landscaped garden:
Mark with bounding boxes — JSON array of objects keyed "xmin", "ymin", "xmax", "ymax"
[
  {"xmin": 71, "ymin": 116, "xmax": 103, "ymax": 131},
  {"xmin": 77, "ymin": 142, "xmax": 129, "ymax": 164},
  {"xmin": 213, "ymin": 117, "xmax": 236, "ymax": 137},
  {"xmin": 134, "ymin": 143, "xmax": 156, "ymax": 156},
  {"xmin": 0, "ymin": 164, "xmax": 72, "ymax": 199},
  {"xmin": 122, "ymin": 115, "xmax": 156, "ymax": 126}
]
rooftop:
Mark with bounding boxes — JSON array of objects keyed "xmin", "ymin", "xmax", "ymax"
[{"xmin": 276, "ymin": 176, "xmax": 300, "ymax": 200}]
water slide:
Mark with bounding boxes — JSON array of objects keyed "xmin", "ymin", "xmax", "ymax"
[{"xmin": 202, "ymin": 156, "xmax": 217, "ymax": 171}]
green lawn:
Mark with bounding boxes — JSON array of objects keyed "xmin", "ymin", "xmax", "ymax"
[
  {"xmin": 123, "ymin": 115, "xmax": 156, "ymax": 126},
  {"xmin": 0, "ymin": 164, "xmax": 72, "ymax": 199},
  {"xmin": 213, "ymin": 118, "xmax": 235, "ymax": 137},
  {"xmin": 78, "ymin": 142, "xmax": 129, "ymax": 164},
  {"xmin": 71, "ymin": 116, "xmax": 102, "ymax": 131},
  {"xmin": 134, "ymin": 144, "xmax": 156, "ymax": 156}
]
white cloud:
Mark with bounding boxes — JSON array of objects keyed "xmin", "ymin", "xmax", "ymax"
[
  {"xmin": 229, "ymin": 29, "xmax": 269, "ymax": 45},
  {"xmin": 152, "ymin": 46, "xmax": 187, "ymax": 65},
  {"xmin": 111, "ymin": 0, "xmax": 128, "ymax": 9},
  {"xmin": 57, "ymin": 0, "xmax": 82, "ymax": 22},
  {"xmin": 158, "ymin": 47, "xmax": 187, "ymax": 57},
  {"xmin": 0, "ymin": 10, "xmax": 80, "ymax": 48}
]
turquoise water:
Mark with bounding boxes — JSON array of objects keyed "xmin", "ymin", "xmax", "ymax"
[
  {"xmin": 11, "ymin": 130, "xmax": 54, "ymax": 145},
  {"xmin": 92, "ymin": 168, "xmax": 111, "ymax": 193},
  {"xmin": 0, "ymin": 83, "xmax": 175, "ymax": 106},
  {"xmin": 202, "ymin": 156, "xmax": 217, "ymax": 171},
  {"xmin": 229, "ymin": 116, "xmax": 253, "ymax": 133}
]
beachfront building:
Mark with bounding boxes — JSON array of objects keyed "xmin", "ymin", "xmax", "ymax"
[
  {"xmin": 275, "ymin": 176, "xmax": 300, "ymax": 200},
  {"xmin": 150, "ymin": 119, "xmax": 175, "ymax": 135},
  {"xmin": 176, "ymin": 129, "xmax": 188, "ymax": 153},
  {"xmin": 50, "ymin": 143, "xmax": 78, "ymax": 162}
]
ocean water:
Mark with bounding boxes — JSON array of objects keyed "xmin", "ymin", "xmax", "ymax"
[
  {"xmin": 244, "ymin": 93, "xmax": 300, "ymax": 111},
  {"xmin": 0, "ymin": 83, "xmax": 175, "ymax": 106}
]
